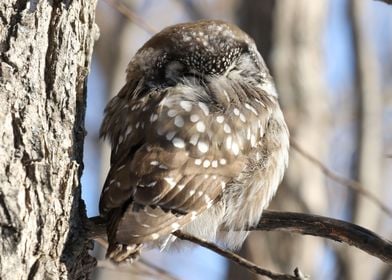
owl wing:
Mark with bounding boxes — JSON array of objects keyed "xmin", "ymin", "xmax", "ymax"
[{"xmin": 99, "ymin": 81, "xmax": 272, "ymax": 245}]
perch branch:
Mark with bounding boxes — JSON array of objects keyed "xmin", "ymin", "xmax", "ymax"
[
  {"xmin": 87, "ymin": 210, "xmax": 392, "ymax": 277},
  {"xmin": 257, "ymin": 210, "xmax": 392, "ymax": 264},
  {"xmin": 375, "ymin": 0, "xmax": 392, "ymax": 4},
  {"xmin": 291, "ymin": 141, "xmax": 392, "ymax": 218},
  {"xmin": 86, "ymin": 216, "xmax": 303, "ymax": 279},
  {"xmin": 173, "ymin": 231, "xmax": 306, "ymax": 280}
]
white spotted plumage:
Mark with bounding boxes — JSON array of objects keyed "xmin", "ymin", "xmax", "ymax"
[{"xmin": 99, "ymin": 19, "xmax": 289, "ymax": 262}]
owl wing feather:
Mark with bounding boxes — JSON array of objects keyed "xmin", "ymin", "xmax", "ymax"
[{"xmin": 99, "ymin": 80, "xmax": 272, "ymax": 245}]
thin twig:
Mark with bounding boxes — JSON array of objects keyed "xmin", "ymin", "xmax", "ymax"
[
  {"xmin": 173, "ymin": 231, "xmax": 306, "ymax": 280},
  {"xmin": 140, "ymin": 259, "xmax": 180, "ymax": 280},
  {"xmin": 291, "ymin": 140, "xmax": 392, "ymax": 218},
  {"xmin": 103, "ymin": 0, "xmax": 157, "ymax": 34},
  {"xmin": 178, "ymin": 0, "xmax": 205, "ymax": 20},
  {"xmin": 258, "ymin": 210, "xmax": 392, "ymax": 264},
  {"xmin": 96, "ymin": 259, "xmax": 180, "ymax": 280},
  {"xmin": 375, "ymin": 0, "xmax": 392, "ymax": 4}
]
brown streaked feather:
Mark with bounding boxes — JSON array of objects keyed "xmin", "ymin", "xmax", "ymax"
[
  {"xmin": 99, "ymin": 77, "xmax": 274, "ymax": 246},
  {"xmin": 99, "ymin": 20, "xmax": 289, "ymax": 263}
]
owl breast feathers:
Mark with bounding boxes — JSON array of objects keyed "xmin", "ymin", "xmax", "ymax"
[{"xmin": 99, "ymin": 19, "xmax": 289, "ymax": 262}]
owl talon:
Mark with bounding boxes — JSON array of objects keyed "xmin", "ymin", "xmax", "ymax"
[{"xmin": 107, "ymin": 243, "xmax": 142, "ymax": 263}]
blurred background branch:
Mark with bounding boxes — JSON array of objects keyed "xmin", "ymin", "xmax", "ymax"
[
  {"xmin": 103, "ymin": 0, "xmax": 156, "ymax": 34},
  {"xmin": 291, "ymin": 141, "xmax": 392, "ymax": 218}
]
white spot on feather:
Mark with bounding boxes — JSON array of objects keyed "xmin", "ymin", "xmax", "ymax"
[
  {"xmin": 223, "ymin": 90, "xmax": 230, "ymax": 102},
  {"xmin": 180, "ymin": 100, "xmax": 192, "ymax": 112},
  {"xmin": 174, "ymin": 116, "xmax": 184, "ymax": 127},
  {"xmin": 245, "ymin": 103, "xmax": 258, "ymax": 115},
  {"xmin": 197, "ymin": 141, "xmax": 209, "ymax": 153},
  {"xmin": 125, "ymin": 127, "xmax": 133, "ymax": 137},
  {"xmin": 164, "ymin": 177, "xmax": 176, "ymax": 188},
  {"xmin": 147, "ymin": 181, "xmax": 157, "ymax": 187},
  {"xmin": 171, "ymin": 223, "xmax": 181, "ymax": 230},
  {"xmin": 198, "ymin": 102, "xmax": 209, "ymax": 116},
  {"xmin": 167, "ymin": 109, "xmax": 177, "ymax": 117},
  {"xmin": 239, "ymin": 113, "xmax": 246, "ymax": 123},
  {"xmin": 117, "ymin": 165, "xmax": 125, "ymax": 171},
  {"xmin": 220, "ymin": 181, "xmax": 226, "ymax": 190},
  {"xmin": 190, "ymin": 114, "xmax": 200, "ymax": 123},
  {"xmin": 166, "ymin": 131, "xmax": 176, "ymax": 140},
  {"xmin": 159, "ymin": 164, "xmax": 168, "ymax": 170},
  {"xmin": 172, "ymin": 137, "xmax": 185, "ymax": 148},
  {"xmin": 255, "ymin": 99, "xmax": 265, "ymax": 107},
  {"xmin": 225, "ymin": 136, "xmax": 232, "ymax": 150},
  {"xmin": 190, "ymin": 134, "xmax": 199, "ymax": 145},
  {"xmin": 191, "ymin": 211, "xmax": 197, "ymax": 220},
  {"xmin": 151, "ymin": 233, "xmax": 160, "ymax": 240},
  {"xmin": 250, "ymin": 134, "xmax": 257, "ymax": 147},
  {"xmin": 216, "ymin": 115, "xmax": 224, "ymax": 123},
  {"xmin": 232, "ymin": 142, "xmax": 239, "ymax": 155},
  {"xmin": 144, "ymin": 208, "xmax": 158, "ymax": 217},
  {"xmin": 223, "ymin": 123, "xmax": 231, "ymax": 133},
  {"xmin": 196, "ymin": 121, "xmax": 206, "ymax": 133}
]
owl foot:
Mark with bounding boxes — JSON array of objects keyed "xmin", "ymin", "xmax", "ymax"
[{"xmin": 107, "ymin": 243, "xmax": 142, "ymax": 263}]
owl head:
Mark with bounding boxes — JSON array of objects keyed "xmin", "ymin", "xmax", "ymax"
[{"xmin": 126, "ymin": 20, "xmax": 270, "ymax": 88}]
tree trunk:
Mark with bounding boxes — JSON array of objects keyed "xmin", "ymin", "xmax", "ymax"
[
  {"xmin": 0, "ymin": 1, "xmax": 98, "ymax": 279},
  {"xmin": 347, "ymin": 0, "xmax": 383, "ymax": 279},
  {"xmin": 271, "ymin": 0, "xmax": 330, "ymax": 277}
]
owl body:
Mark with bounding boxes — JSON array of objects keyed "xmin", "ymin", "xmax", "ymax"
[{"xmin": 99, "ymin": 20, "xmax": 289, "ymax": 261}]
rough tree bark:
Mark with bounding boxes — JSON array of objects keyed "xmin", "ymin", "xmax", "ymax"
[{"xmin": 0, "ymin": 1, "xmax": 98, "ymax": 279}]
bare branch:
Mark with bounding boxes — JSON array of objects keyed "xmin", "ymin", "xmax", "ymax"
[
  {"xmin": 96, "ymin": 259, "xmax": 181, "ymax": 280},
  {"xmin": 375, "ymin": 0, "xmax": 392, "ymax": 4},
  {"xmin": 178, "ymin": 0, "xmax": 205, "ymax": 20},
  {"xmin": 173, "ymin": 231, "xmax": 306, "ymax": 280},
  {"xmin": 257, "ymin": 210, "xmax": 392, "ymax": 264},
  {"xmin": 87, "ymin": 209, "xmax": 392, "ymax": 276},
  {"xmin": 291, "ymin": 140, "xmax": 392, "ymax": 218},
  {"xmin": 86, "ymin": 216, "xmax": 304, "ymax": 279},
  {"xmin": 102, "ymin": 0, "xmax": 157, "ymax": 34}
]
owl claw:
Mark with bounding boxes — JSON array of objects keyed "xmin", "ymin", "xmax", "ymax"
[{"xmin": 107, "ymin": 243, "xmax": 142, "ymax": 263}]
